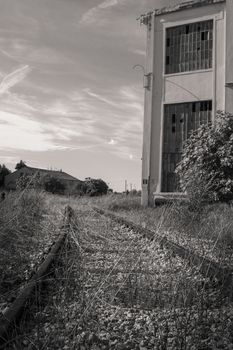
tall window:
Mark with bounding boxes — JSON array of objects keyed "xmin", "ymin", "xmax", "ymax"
[
  {"xmin": 162, "ymin": 100, "xmax": 212, "ymax": 192},
  {"xmin": 165, "ymin": 20, "xmax": 213, "ymax": 74}
]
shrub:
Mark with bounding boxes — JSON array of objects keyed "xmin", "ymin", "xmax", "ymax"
[
  {"xmin": 43, "ymin": 176, "xmax": 65, "ymax": 194},
  {"xmin": 75, "ymin": 182, "xmax": 87, "ymax": 196},
  {"xmin": 176, "ymin": 111, "xmax": 233, "ymax": 203},
  {"xmin": 84, "ymin": 178, "xmax": 108, "ymax": 196}
]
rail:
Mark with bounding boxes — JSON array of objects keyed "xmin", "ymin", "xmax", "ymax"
[
  {"xmin": 0, "ymin": 205, "xmax": 74, "ymax": 347},
  {"xmin": 93, "ymin": 207, "xmax": 233, "ymax": 297}
]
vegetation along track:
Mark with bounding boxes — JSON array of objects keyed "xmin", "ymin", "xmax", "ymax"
[
  {"xmin": 6, "ymin": 204, "xmax": 233, "ymax": 349},
  {"xmin": 94, "ymin": 207, "xmax": 233, "ymax": 297},
  {"xmin": 0, "ymin": 205, "xmax": 73, "ymax": 348}
]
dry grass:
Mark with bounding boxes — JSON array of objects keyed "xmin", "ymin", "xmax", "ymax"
[
  {"xmin": 7, "ymin": 202, "xmax": 233, "ymax": 349},
  {"xmin": 96, "ymin": 194, "xmax": 141, "ymax": 211},
  {"xmin": 0, "ymin": 190, "xmax": 45, "ymax": 283},
  {"xmin": 93, "ymin": 194, "xmax": 233, "ymax": 266},
  {"xmin": 0, "ymin": 189, "xmax": 70, "ymax": 309},
  {"xmin": 1, "ymin": 192, "xmax": 233, "ymax": 349}
]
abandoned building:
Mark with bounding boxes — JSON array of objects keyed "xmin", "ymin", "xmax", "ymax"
[
  {"xmin": 4, "ymin": 166, "xmax": 82, "ymax": 195},
  {"xmin": 140, "ymin": 0, "xmax": 233, "ymax": 206}
]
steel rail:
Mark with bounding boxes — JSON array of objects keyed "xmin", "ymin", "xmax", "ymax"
[
  {"xmin": 0, "ymin": 205, "xmax": 73, "ymax": 347},
  {"xmin": 93, "ymin": 207, "xmax": 233, "ymax": 297}
]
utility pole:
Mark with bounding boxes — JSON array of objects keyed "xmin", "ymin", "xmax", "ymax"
[{"xmin": 125, "ymin": 180, "xmax": 127, "ymax": 193}]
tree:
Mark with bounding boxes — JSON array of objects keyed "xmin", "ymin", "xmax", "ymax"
[
  {"xmin": 15, "ymin": 160, "xmax": 27, "ymax": 170},
  {"xmin": 75, "ymin": 182, "xmax": 87, "ymax": 196},
  {"xmin": 176, "ymin": 111, "xmax": 233, "ymax": 203},
  {"xmin": 84, "ymin": 178, "xmax": 109, "ymax": 196},
  {"xmin": 0, "ymin": 164, "xmax": 11, "ymax": 187},
  {"xmin": 43, "ymin": 176, "xmax": 65, "ymax": 194}
]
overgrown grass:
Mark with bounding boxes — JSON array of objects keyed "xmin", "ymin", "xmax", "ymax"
[
  {"xmin": 95, "ymin": 193, "xmax": 142, "ymax": 211},
  {"xmin": 41, "ymin": 192, "xmax": 233, "ymax": 265},
  {"xmin": 92, "ymin": 193, "xmax": 233, "ymax": 266},
  {"xmin": 0, "ymin": 189, "xmax": 67, "ymax": 308},
  {"xmin": 1, "ymin": 191, "xmax": 233, "ymax": 348},
  {"xmin": 8, "ymin": 202, "xmax": 233, "ymax": 349},
  {"xmin": 0, "ymin": 190, "xmax": 44, "ymax": 275}
]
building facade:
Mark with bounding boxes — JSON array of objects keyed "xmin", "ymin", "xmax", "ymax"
[{"xmin": 140, "ymin": 0, "xmax": 233, "ymax": 206}]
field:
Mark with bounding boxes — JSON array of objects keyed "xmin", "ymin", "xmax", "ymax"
[{"xmin": 1, "ymin": 191, "xmax": 233, "ymax": 349}]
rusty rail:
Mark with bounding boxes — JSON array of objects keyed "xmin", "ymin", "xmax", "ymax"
[
  {"xmin": 93, "ymin": 207, "xmax": 233, "ymax": 297},
  {"xmin": 0, "ymin": 205, "xmax": 73, "ymax": 347}
]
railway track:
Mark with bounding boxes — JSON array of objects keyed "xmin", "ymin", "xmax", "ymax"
[
  {"xmin": 0, "ymin": 205, "xmax": 73, "ymax": 348},
  {"xmin": 93, "ymin": 207, "xmax": 233, "ymax": 296},
  {"xmin": 1, "ymin": 204, "xmax": 233, "ymax": 349}
]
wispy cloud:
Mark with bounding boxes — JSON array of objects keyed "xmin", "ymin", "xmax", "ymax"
[
  {"xmin": 0, "ymin": 65, "xmax": 31, "ymax": 94},
  {"xmin": 80, "ymin": 0, "xmax": 127, "ymax": 25},
  {"xmin": 0, "ymin": 110, "xmax": 59, "ymax": 151},
  {"xmin": 83, "ymin": 88, "xmax": 117, "ymax": 107},
  {"xmin": 99, "ymin": 0, "xmax": 118, "ymax": 9}
]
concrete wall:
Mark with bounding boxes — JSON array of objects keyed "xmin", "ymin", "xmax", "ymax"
[
  {"xmin": 225, "ymin": 0, "xmax": 233, "ymax": 113},
  {"xmin": 164, "ymin": 71, "xmax": 213, "ymax": 103},
  {"xmin": 141, "ymin": 16, "xmax": 156, "ymax": 206},
  {"xmin": 141, "ymin": 2, "xmax": 226, "ymax": 206}
]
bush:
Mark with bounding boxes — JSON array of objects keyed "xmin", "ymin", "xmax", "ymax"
[
  {"xmin": 84, "ymin": 178, "xmax": 108, "ymax": 196},
  {"xmin": 43, "ymin": 176, "xmax": 65, "ymax": 194},
  {"xmin": 176, "ymin": 111, "xmax": 233, "ymax": 203},
  {"xmin": 75, "ymin": 182, "xmax": 87, "ymax": 196}
]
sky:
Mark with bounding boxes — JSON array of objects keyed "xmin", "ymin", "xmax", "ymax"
[{"xmin": 0, "ymin": 0, "xmax": 178, "ymax": 191}]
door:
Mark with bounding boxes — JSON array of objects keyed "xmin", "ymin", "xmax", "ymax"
[{"xmin": 161, "ymin": 101, "xmax": 212, "ymax": 192}]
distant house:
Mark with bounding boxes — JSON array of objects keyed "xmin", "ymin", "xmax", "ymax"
[{"xmin": 4, "ymin": 166, "xmax": 82, "ymax": 195}]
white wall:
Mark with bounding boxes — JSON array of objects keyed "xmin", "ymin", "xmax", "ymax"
[{"xmin": 141, "ymin": 2, "xmax": 226, "ymax": 206}]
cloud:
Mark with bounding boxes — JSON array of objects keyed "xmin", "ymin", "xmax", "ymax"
[
  {"xmin": 0, "ymin": 65, "xmax": 31, "ymax": 94},
  {"xmin": 0, "ymin": 110, "xmax": 66, "ymax": 152},
  {"xmin": 83, "ymin": 88, "xmax": 117, "ymax": 107},
  {"xmin": 99, "ymin": 0, "xmax": 118, "ymax": 9},
  {"xmin": 72, "ymin": 85, "xmax": 143, "ymax": 160},
  {"xmin": 80, "ymin": 0, "xmax": 126, "ymax": 25},
  {"xmin": 0, "ymin": 111, "xmax": 82, "ymax": 152}
]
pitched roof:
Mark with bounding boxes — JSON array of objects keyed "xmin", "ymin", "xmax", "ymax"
[
  {"xmin": 139, "ymin": 0, "xmax": 226, "ymax": 25},
  {"xmin": 19, "ymin": 166, "xmax": 80, "ymax": 181}
]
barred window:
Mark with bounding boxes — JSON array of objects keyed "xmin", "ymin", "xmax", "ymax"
[{"xmin": 165, "ymin": 20, "xmax": 213, "ymax": 74}]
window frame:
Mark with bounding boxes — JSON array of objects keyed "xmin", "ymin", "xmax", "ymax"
[{"xmin": 163, "ymin": 16, "xmax": 216, "ymax": 77}]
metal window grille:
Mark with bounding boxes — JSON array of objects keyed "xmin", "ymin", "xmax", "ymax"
[{"xmin": 165, "ymin": 20, "xmax": 213, "ymax": 74}]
